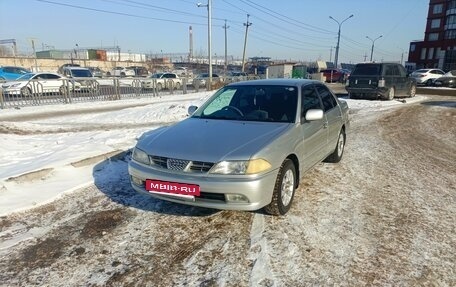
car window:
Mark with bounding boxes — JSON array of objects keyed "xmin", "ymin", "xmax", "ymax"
[
  {"xmin": 301, "ymin": 85, "xmax": 322, "ymax": 120},
  {"xmin": 47, "ymin": 74, "xmax": 61, "ymax": 79},
  {"xmin": 352, "ymin": 64, "xmax": 381, "ymax": 76},
  {"xmin": 315, "ymin": 85, "xmax": 337, "ymax": 112}
]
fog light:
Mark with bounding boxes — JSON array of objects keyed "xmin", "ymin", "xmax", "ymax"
[
  {"xmin": 226, "ymin": 194, "xmax": 249, "ymax": 203},
  {"xmin": 131, "ymin": 176, "xmax": 144, "ymax": 186}
]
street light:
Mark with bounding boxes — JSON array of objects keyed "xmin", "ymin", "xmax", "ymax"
[
  {"xmin": 366, "ymin": 35, "xmax": 382, "ymax": 62},
  {"xmin": 329, "ymin": 14, "xmax": 353, "ymax": 68},
  {"xmin": 197, "ymin": 1, "xmax": 212, "ymax": 90}
]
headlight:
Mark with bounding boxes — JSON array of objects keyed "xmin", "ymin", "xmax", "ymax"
[
  {"xmin": 210, "ymin": 159, "xmax": 271, "ymax": 175},
  {"xmin": 132, "ymin": 147, "xmax": 150, "ymax": 165}
]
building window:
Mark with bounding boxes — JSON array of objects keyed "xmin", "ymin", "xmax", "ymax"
[
  {"xmin": 433, "ymin": 4, "xmax": 443, "ymax": 14},
  {"xmin": 410, "ymin": 44, "xmax": 416, "ymax": 52},
  {"xmin": 450, "ymin": 1, "xmax": 456, "ymax": 9},
  {"xmin": 445, "ymin": 29, "xmax": 456, "ymax": 39},
  {"xmin": 428, "ymin": 47, "xmax": 435, "ymax": 60},
  {"xmin": 431, "ymin": 19, "xmax": 441, "ymax": 29},
  {"xmin": 421, "ymin": 48, "xmax": 427, "ymax": 60},
  {"xmin": 428, "ymin": 33, "xmax": 439, "ymax": 41}
]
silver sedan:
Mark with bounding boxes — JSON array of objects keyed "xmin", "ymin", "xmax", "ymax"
[{"xmin": 128, "ymin": 79, "xmax": 350, "ymax": 215}]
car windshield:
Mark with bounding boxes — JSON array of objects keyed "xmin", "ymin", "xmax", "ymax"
[
  {"xmin": 71, "ymin": 69, "xmax": 92, "ymax": 77},
  {"xmin": 193, "ymin": 85, "xmax": 298, "ymax": 123},
  {"xmin": 351, "ymin": 64, "xmax": 381, "ymax": 76},
  {"xmin": 150, "ymin": 73, "xmax": 163, "ymax": 78},
  {"xmin": 16, "ymin": 73, "xmax": 35, "ymax": 80}
]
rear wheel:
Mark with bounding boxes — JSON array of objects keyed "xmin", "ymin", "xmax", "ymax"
[
  {"xmin": 175, "ymin": 82, "xmax": 181, "ymax": 90},
  {"xmin": 408, "ymin": 84, "xmax": 417, "ymax": 98},
  {"xmin": 264, "ymin": 159, "xmax": 296, "ymax": 216},
  {"xmin": 59, "ymin": 86, "xmax": 68, "ymax": 96},
  {"xmin": 325, "ymin": 129, "xmax": 346, "ymax": 163},
  {"xmin": 385, "ymin": 87, "xmax": 395, "ymax": 100},
  {"xmin": 425, "ymin": 79, "xmax": 433, "ymax": 86}
]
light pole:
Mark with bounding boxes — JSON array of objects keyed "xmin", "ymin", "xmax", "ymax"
[
  {"xmin": 366, "ymin": 35, "xmax": 382, "ymax": 62},
  {"xmin": 329, "ymin": 14, "xmax": 353, "ymax": 68},
  {"xmin": 197, "ymin": 1, "xmax": 212, "ymax": 90}
]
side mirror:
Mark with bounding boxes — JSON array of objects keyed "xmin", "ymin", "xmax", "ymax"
[
  {"xmin": 188, "ymin": 105, "xmax": 198, "ymax": 115},
  {"xmin": 305, "ymin": 109, "xmax": 324, "ymax": 121}
]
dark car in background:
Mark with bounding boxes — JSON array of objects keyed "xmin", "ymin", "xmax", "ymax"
[
  {"xmin": 128, "ymin": 66, "xmax": 149, "ymax": 77},
  {"xmin": 432, "ymin": 70, "xmax": 456, "ymax": 88},
  {"xmin": 345, "ymin": 62, "xmax": 416, "ymax": 100},
  {"xmin": 0, "ymin": 66, "xmax": 31, "ymax": 81}
]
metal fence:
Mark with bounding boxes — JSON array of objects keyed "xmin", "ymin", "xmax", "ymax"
[{"xmin": 0, "ymin": 75, "xmax": 265, "ymax": 109}]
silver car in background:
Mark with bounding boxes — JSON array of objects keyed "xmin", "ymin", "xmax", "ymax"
[{"xmin": 129, "ymin": 79, "xmax": 349, "ymax": 215}]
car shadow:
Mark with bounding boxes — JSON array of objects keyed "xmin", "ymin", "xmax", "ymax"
[
  {"xmin": 92, "ymin": 150, "xmax": 219, "ymax": 217},
  {"xmin": 421, "ymin": 100, "xmax": 456, "ymax": 108}
]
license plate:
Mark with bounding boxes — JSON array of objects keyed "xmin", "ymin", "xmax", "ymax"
[{"xmin": 145, "ymin": 179, "xmax": 200, "ymax": 196}]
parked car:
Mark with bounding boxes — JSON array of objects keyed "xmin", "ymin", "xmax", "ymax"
[
  {"xmin": 57, "ymin": 63, "xmax": 81, "ymax": 75},
  {"xmin": 128, "ymin": 66, "xmax": 149, "ymax": 77},
  {"xmin": 410, "ymin": 68, "xmax": 446, "ymax": 86},
  {"xmin": 432, "ymin": 70, "xmax": 456, "ymax": 88},
  {"xmin": 321, "ymin": 68, "xmax": 347, "ymax": 83},
  {"xmin": 345, "ymin": 62, "xmax": 417, "ymax": 100},
  {"xmin": 141, "ymin": 72, "xmax": 182, "ymax": 90},
  {"xmin": 128, "ymin": 79, "xmax": 350, "ymax": 215},
  {"xmin": 1, "ymin": 72, "xmax": 81, "ymax": 96},
  {"xmin": 87, "ymin": 67, "xmax": 104, "ymax": 78},
  {"xmin": 106, "ymin": 67, "xmax": 135, "ymax": 77},
  {"xmin": 192, "ymin": 73, "xmax": 222, "ymax": 88},
  {"xmin": 61, "ymin": 67, "xmax": 98, "ymax": 92},
  {"xmin": 0, "ymin": 66, "xmax": 31, "ymax": 81}
]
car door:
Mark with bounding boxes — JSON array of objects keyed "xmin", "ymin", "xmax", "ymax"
[
  {"xmin": 40, "ymin": 73, "xmax": 62, "ymax": 92},
  {"xmin": 315, "ymin": 84, "xmax": 343, "ymax": 156},
  {"xmin": 297, "ymin": 84, "xmax": 328, "ymax": 171}
]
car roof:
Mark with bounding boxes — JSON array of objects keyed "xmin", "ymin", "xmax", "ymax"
[
  {"xmin": 64, "ymin": 67, "xmax": 90, "ymax": 70},
  {"xmin": 226, "ymin": 78, "xmax": 319, "ymax": 87}
]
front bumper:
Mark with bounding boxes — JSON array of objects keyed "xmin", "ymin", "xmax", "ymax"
[{"xmin": 128, "ymin": 160, "xmax": 279, "ymax": 211}]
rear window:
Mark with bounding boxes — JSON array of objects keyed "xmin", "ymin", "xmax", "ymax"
[{"xmin": 351, "ymin": 64, "xmax": 382, "ymax": 76}]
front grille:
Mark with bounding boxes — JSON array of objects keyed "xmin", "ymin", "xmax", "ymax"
[{"xmin": 150, "ymin": 155, "xmax": 214, "ymax": 173}]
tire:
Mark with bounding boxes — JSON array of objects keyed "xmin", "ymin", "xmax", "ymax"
[
  {"xmin": 325, "ymin": 129, "xmax": 346, "ymax": 163},
  {"xmin": 175, "ymin": 82, "xmax": 181, "ymax": 90},
  {"xmin": 21, "ymin": 87, "xmax": 32, "ymax": 97},
  {"xmin": 385, "ymin": 87, "xmax": 395, "ymax": 100},
  {"xmin": 156, "ymin": 83, "xmax": 163, "ymax": 91},
  {"xmin": 408, "ymin": 84, "xmax": 416, "ymax": 98},
  {"xmin": 264, "ymin": 159, "xmax": 296, "ymax": 216},
  {"xmin": 106, "ymin": 72, "xmax": 111, "ymax": 76},
  {"xmin": 120, "ymin": 72, "xmax": 126, "ymax": 78},
  {"xmin": 425, "ymin": 79, "xmax": 433, "ymax": 86},
  {"xmin": 59, "ymin": 86, "xmax": 67, "ymax": 96}
]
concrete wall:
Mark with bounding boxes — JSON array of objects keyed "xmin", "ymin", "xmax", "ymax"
[{"xmin": 0, "ymin": 56, "xmax": 149, "ymax": 73}]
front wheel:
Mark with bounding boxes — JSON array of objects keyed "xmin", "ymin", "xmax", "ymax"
[
  {"xmin": 21, "ymin": 87, "xmax": 32, "ymax": 97},
  {"xmin": 264, "ymin": 159, "xmax": 296, "ymax": 216},
  {"xmin": 174, "ymin": 82, "xmax": 181, "ymax": 90}
]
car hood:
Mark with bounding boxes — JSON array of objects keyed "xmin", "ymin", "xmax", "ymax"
[
  {"xmin": 136, "ymin": 118, "xmax": 291, "ymax": 162},
  {"xmin": 1, "ymin": 80, "xmax": 27, "ymax": 89}
]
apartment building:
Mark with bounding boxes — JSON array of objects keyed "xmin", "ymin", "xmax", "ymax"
[{"xmin": 408, "ymin": 0, "xmax": 456, "ymax": 71}]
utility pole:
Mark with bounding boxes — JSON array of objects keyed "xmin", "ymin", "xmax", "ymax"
[
  {"xmin": 366, "ymin": 35, "xmax": 382, "ymax": 61},
  {"xmin": 241, "ymin": 14, "xmax": 252, "ymax": 73},
  {"xmin": 223, "ymin": 19, "xmax": 229, "ymax": 74},
  {"xmin": 31, "ymin": 39, "xmax": 38, "ymax": 71},
  {"xmin": 329, "ymin": 14, "xmax": 353, "ymax": 69}
]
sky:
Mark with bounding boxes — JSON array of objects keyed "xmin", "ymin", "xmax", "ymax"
[
  {"xmin": 1, "ymin": 0, "xmax": 429, "ymax": 64},
  {"xmin": 0, "ymin": 87, "xmax": 430, "ymax": 216}
]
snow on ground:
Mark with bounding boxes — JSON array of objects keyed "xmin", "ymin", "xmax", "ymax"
[{"xmin": 0, "ymin": 92, "xmax": 427, "ymax": 216}]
